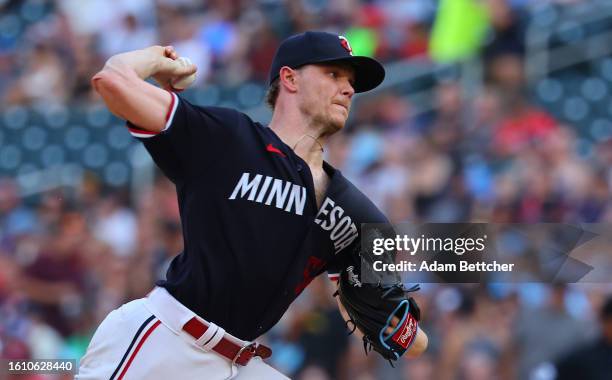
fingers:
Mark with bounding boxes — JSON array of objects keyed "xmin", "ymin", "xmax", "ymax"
[
  {"xmin": 175, "ymin": 56, "xmax": 197, "ymax": 75},
  {"xmin": 385, "ymin": 316, "xmax": 401, "ymax": 335},
  {"xmin": 161, "ymin": 46, "xmax": 198, "ymax": 75},
  {"xmin": 164, "ymin": 46, "xmax": 178, "ymax": 60}
]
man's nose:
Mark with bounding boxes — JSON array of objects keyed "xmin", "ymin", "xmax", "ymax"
[{"xmin": 342, "ymin": 81, "xmax": 355, "ymax": 98}]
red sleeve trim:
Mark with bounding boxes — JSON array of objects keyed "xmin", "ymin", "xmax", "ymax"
[{"xmin": 127, "ymin": 91, "xmax": 178, "ymax": 138}]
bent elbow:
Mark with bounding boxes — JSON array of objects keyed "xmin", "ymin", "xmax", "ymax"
[
  {"xmin": 91, "ymin": 70, "xmax": 121, "ymax": 96},
  {"xmin": 91, "ymin": 70, "xmax": 130, "ymax": 119}
]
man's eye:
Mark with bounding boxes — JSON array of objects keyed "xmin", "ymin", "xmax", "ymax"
[{"xmin": 329, "ymin": 72, "xmax": 337, "ymax": 78}]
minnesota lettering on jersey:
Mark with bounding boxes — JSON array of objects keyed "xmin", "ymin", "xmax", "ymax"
[
  {"xmin": 314, "ymin": 197, "xmax": 358, "ymax": 254},
  {"xmin": 229, "ymin": 172, "xmax": 307, "ymax": 216}
]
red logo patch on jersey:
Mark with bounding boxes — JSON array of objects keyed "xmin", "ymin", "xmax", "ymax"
[
  {"xmin": 294, "ymin": 256, "xmax": 326, "ymax": 295},
  {"xmin": 339, "ymin": 36, "xmax": 353, "ymax": 56},
  {"xmin": 266, "ymin": 143, "xmax": 286, "ymax": 157}
]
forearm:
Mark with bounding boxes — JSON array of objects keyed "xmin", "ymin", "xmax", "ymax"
[
  {"xmin": 91, "ymin": 45, "xmax": 194, "ymax": 131},
  {"xmin": 103, "ymin": 46, "xmax": 165, "ymax": 80}
]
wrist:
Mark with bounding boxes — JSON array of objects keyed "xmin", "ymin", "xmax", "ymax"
[{"xmin": 135, "ymin": 47, "xmax": 165, "ymax": 79}]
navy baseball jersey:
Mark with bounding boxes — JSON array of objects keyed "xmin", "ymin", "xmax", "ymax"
[{"xmin": 126, "ymin": 92, "xmax": 388, "ymax": 340}]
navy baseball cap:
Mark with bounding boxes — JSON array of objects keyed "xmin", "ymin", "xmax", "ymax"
[{"xmin": 269, "ymin": 31, "xmax": 385, "ymax": 93}]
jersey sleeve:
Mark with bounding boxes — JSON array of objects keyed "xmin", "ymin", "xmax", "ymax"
[
  {"xmin": 326, "ymin": 255, "xmax": 342, "ymax": 283},
  {"xmin": 126, "ymin": 91, "xmax": 244, "ymax": 184},
  {"xmin": 327, "ymin": 269, "xmax": 340, "ymax": 283}
]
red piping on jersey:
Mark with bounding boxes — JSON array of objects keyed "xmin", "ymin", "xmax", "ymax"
[
  {"xmin": 117, "ymin": 320, "xmax": 161, "ymax": 380},
  {"xmin": 128, "ymin": 127, "xmax": 157, "ymax": 135},
  {"xmin": 164, "ymin": 90, "xmax": 176, "ymax": 123}
]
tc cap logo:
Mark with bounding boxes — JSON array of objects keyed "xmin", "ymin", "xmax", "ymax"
[{"xmin": 339, "ymin": 36, "xmax": 353, "ymax": 56}]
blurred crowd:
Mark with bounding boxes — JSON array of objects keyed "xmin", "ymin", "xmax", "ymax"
[
  {"xmin": 1, "ymin": 0, "xmax": 612, "ymax": 379},
  {"xmin": 0, "ymin": 0, "xmax": 439, "ymax": 107}
]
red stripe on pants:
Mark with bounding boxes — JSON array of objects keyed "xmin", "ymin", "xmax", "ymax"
[{"xmin": 117, "ymin": 320, "xmax": 161, "ymax": 380}]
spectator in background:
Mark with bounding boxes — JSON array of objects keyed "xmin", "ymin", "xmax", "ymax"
[
  {"xmin": 57, "ymin": 0, "xmax": 157, "ymax": 40},
  {"xmin": 482, "ymin": 0, "xmax": 526, "ymax": 61},
  {"xmin": 511, "ymin": 285, "xmax": 592, "ymax": 380},
  {"xmin": 355, "ymin": 136, "xmax": 413, "ymax": 222},
  {"xmin": 99, "ymin": 13, "xmax": 157, "ymax": 58},
  {"xmin": 426, "ymin": 81, "xmax": 467, "ymax": 156},
  {"xmin": 407, "ymin": 138, "xmax": 453, "ymax": 221},
  {"xmin": 401, "ymin": 353, "xmax": 435, "ymax": 380},
  {"xmin": 378, "ymin": 0, "xmax": 435, "ymax": 60},
  {"xmin": 20, "ymin": 210, "xmax": 88, "ymax": 337},
  {"xmin": 0, "ymin": 179, "xmax": 38, "ymax": 247},
  {"xmin": 463, "ymin": 87, "xmax": 501, "ymax": 158},
  {"xmin": 152, "ymin": 220, "xmax": 183, "ymax": 282},
  {"xmin": 246, "ymin": 21, "xmax": 280, "ymax": 82},
  {"xmin": 159, "ymin": 7, "xmax": 211, "ymax": 85},
  {"xmin": 3, "ymin": 43, "xmax": 69, "ymax": 106},
  {"xmin": 435, "ymin": 288, "xmax": 512, "ymax": 380},
  {"xmin": 92, "ymin": 193, "xmax": 137, "ymax": 258},
  {"xmin": 196, "ymin": 0, "xmax": 241, "ymax": 82},
  {"xmin": 292, "ymin": 278, "xmax": 349, "ymax": 379},
  {"xmin": 555, "ymin": 295, "xmax": 612, "ymax": 380},
  {"xmin": 489, "ymin": 56, "xmax": 558, "ymax": 158}
]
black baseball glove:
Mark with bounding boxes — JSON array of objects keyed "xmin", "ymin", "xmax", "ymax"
[{"xmin": 334, "ymin": 229, "xmax": 421, "ymax": 364}]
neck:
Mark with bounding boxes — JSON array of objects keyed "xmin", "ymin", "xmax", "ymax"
[{"xmin": 269, "ymin": 107, "xmax": 328, "ymax": 168}]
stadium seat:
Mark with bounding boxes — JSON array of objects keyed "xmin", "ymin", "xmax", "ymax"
[
  {"xmin": 580, "ymin": 77, "xmax": 607, "ymax": 102},
  {"xmin": 64, "ymin": 126, "xmax": 90, "ymax": 150},
  {"xmin": 22, "ymin": 126, "xmax": 47, "ymax": 151},
  {"xmin": 40, "ymin": 144, "xmax": 66, "ymax": 168},
  {"xmin": 82, "ymin": 143, "xmax": 109, "ymax": 168},
  {"xmin": 562, "ymin": 96, "xmax": 589, "ymax": 122},
  {"xmin": 536, "ymin": 78, "xmax": 563, "ymax": 103}
]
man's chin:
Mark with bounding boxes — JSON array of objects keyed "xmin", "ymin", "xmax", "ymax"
[
  {"xmin": 326, "ymin": 120, "xmax": 345, "ymax": 134},
  {"xmin": 327, "ymin": 115, "xmax": 347, "ymax": 134}
]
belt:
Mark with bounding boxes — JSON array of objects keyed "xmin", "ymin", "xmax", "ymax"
[{"xmin": 182, "ymin": 317, "xmax": 272, "ymax": 366}]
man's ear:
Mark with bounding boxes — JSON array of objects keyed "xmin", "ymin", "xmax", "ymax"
[{"xmin": 279, "ymin": 66, "xmax": 299, "ymax": 93}]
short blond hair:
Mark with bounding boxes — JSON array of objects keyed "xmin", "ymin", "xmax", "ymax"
[{"xmin": 265, "ymin": 78, "xmax": 280, "ymax": 110}]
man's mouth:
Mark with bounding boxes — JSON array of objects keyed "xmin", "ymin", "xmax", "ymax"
[{"xmin": 333, "ymin": 103, "xmax": 349, "ymax": 112}]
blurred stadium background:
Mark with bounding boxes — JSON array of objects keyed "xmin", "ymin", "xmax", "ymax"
[{"xmin": 1, "ymin": 0, "xmax": 612, "ymax": 379}]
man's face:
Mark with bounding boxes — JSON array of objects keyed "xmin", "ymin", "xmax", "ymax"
[{"xmin": 296, "ymin": 63, "xmax": 356, "ymax": 134}]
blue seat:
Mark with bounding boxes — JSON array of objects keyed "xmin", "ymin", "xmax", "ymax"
[
  {"xmin": 562, "ymin": 97, "xmax": 589, "ymax": 122},
  {"xmin": 40, "ymin": 145, "xmax": 66, "ymax": 168},
  {"xmin": 580, "ymin": 77, "xmax": 607, "ymax": 102},
  {"xmin": 82, "ymin": 143, "xmax": 109, "ymax": 168},
  {"xmin": 236, "ymin": 83, "xmax": 265, "ymax": 109},
  {"xmin": 22, "ymin": 126, "xmax": 47, "ymax": 151},
  {"xmin": 192, "ymin": 85, "xmax": 221, "ymax": 106},
  {"xmin": 64, "ymin": 126, "xmax": 90, "ymax": 150},
  {"xmin": 104, "ymin": 162, "xmax": 131, "ymax": 186},
  {"xmin": 0, "ymin": 145, "xmax": 22, "ymax": 170},
  {"xmin": 590, "ymin": 118, "xmax": 612, "ymax": 141},
  {"xmin": 536, "ymin": 78, "xmax": 563, "ymax": 103}
]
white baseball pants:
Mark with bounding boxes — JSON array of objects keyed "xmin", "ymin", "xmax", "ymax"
[{"xmin": 76, "ymin": 287, "xmax": 290, "ymax": 380}]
